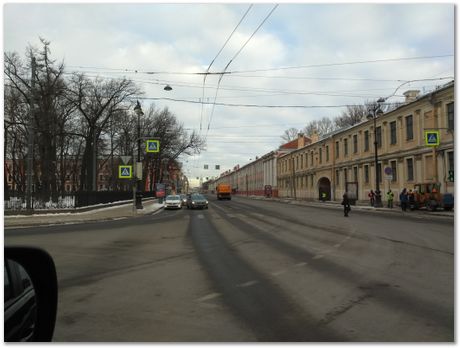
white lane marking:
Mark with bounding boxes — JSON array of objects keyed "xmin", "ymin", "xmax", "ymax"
[
  {"xmin": 295, "ymin": 262, "xmax": 308, "ymax": 267},
  {"xmin": 236, "ymin": 280, "xmax": 259, "ymax": 288},
  {"xmin": 334, "ymin": 244, "xmax": 341, "ymax": 248},
  {"xmin": 197, "ymin": 292, "xmax": 221, "ymax": 302},
  {"xmin": 197, "ymin": 214, "xmax": 204, "ymax": 219},
  {"xmin": 271, "ymin": 270, "xmax": 287, "ymax": 276},
  {"xmin": 226, "ymin": 213, "xmax": 236, "ymax": 218},
  {"xmin": 313, "ymin": 254, "xmax": 324, "ymax": 260}
]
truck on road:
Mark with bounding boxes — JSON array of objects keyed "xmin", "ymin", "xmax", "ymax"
[{"xmin": 216, "ymin": 183, "xmax": 232, "ymax": 200}]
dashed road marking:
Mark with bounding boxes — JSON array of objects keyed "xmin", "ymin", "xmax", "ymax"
[
  {"xmin": 197, "ymin": 292, "xmax": 221, "ymax": 302},
  {"xmin": 236, "ymin": 280, "xmax": 259, "ymax": 288},
  {"xmin": 197, "ymin": 214, "xmax": 204, "ymax": 219},
  {"xmin": 333, "ymin": 244, "xmax": 341, "ymax": 248},
  {"xmin": 295, "ymin": 262, "xmax": 308, "ymax": 267},
  {"xmin": 271, "ymin": 270, "xmax": 287, "ymax": 276},
  {"xmin": 313, "ymin": 254, "xmax": 324, "ymax": 260}
]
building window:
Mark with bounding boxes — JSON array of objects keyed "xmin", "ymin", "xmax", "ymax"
[
  {"xmin": 326, "ymin": 146, "xmax": 329, "ymax": 162},
  {"xmin": 99, "ymin": 174, "xmax": 104, "ymax": 181},
  {"xmin": 66, "ymin": 185, "xmax": 70, "ymax": 191},
  {"xmin": 364, "ymin": 131, "xmax": 369, "ymax": 151},
  {"xmin": 319, "ymin": 148, "xmax": 322, "ymax": 164},
  {"xmin": 311, "ymin": 175, "xmax": 314, "ymax": 188},
  {"xmin": 310, "ymin": 152, "xmax": 313, "ymax": 166},
  {"xmin": 376, "ymin": 126, "xmax": 382, "ymax": 148},
  {"xmin": 364, "ymin": 165, "xmax": 369, "ymax": 183},
  {"xmin": 406, "ymin": 115, "xmax": 413, "ymax": 140},
  {"xmin": 296, "ymin": 157, "xmax": 299, "ymax": 170},
  {"xmin": 305, "ymin": 154, "xmax": 308, "ymax": 168},
  {"xmin": 300, "ymin": 155, "xmax": 303, "ymax": 169},
  {"xmin": 335, "ymin": 141, "xmax": 340, "ymax": 158},
  {"xmin": 406, "ymin": 158, "xmax": 414, "ymax": 181},
  {"xmin": 344, "ymin": 168, "xmax": 348, "ymax": 183},
  {"xmin": 390, "ymin": 121, "xmax": 397, "ymax": 145},
  {"xmin": 447, "ymin": 102, "xmax": 454, "ymax": 130},
  {"xmin": 353, "ymin": 167, "xmax": 358, "ymax": 182},
  {"xmin": 391, "ymin": 160, "xmax": 397, "ymax": 182},
  {"xmin": 344, "ymin": 139, "xmax": 348, "ymax": 156},
  {"xmin": 336, "ymin": 170, "xmax": 340, "ymax": 185},
  {"xmin": 353, "ymin": 134, "xmax": 358, "ymax": 153}
]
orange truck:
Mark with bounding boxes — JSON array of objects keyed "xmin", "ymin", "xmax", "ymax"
[{"xmin": 216, "ymin": 183, "xmax": 232, "ymax": 200}]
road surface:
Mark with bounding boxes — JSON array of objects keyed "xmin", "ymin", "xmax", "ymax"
[{"xmin": 5, "ymin": 196, "xmax": 454, "ymax": 342}]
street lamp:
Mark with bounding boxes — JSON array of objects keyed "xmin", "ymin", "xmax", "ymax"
[
  {"xmin": 134, "ymin": 100, "xmax": 144, "ymax": 209},
  {"xmin": 367, "ymin": 98, "xmax": 385, "ymax": 208}
]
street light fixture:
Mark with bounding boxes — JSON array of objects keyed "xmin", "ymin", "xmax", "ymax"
[
  {"xmin": 134, "ymin": 100, "xmax": 144, "ymax": 209},
  {"xmin": 133, "ymin": 85, "xmax": 173, "ymax": 210},
  {"xmin": 367, "ymin": 98, "xmax": 385, "ymax": 208}
]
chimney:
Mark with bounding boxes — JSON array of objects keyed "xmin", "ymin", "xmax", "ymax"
[
  {"xmin": 403, "ymin": 90, "xmax": 420, "ymax": 103},
  {"xmin": 297, "ymin": 133, "xmax": 305, "ymax": 149},
  {"xmin": 310, "ymin": 130, "xmax": 319, "ymax": 144}
]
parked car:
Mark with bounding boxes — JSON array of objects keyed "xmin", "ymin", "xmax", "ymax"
[
  {"xmin": 186, "ymin": 193, "xmax": 208, "ymax": 209},
  {"xmin": 180, "ymin": 194, "xmax": 188, "ymax": 207},
  {"xmin": 164, "ymin": 195, "xmax": 182, "ymax": 210}
]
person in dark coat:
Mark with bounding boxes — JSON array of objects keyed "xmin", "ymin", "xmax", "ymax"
[
  {"xmin": 400, "ymin": 188, "xmax": 408, "ymax": 211},
  {"xmin": 342, "ymin": 192, "xmax": 351, "ymax": 217}
]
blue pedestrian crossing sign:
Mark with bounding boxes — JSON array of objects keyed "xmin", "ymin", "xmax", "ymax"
[
  {"xmin": 146, "ymin": 140, "xmax": 160, "ymax": 153},
  {"xmin": 118, "ymin": 165, "xmax": 133, "ymax": 179},
  {"xmin": 424, "ymin": 130, "xmax": 440, "ymax": 146}
]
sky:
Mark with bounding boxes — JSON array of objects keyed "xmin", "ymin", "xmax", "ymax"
[{"xmin": 3, "ymin": 1, "xmax": 455, "ymax": 187}]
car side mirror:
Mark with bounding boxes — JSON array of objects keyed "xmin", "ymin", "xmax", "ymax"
[{"xmin": 4, "ymin": 247, "xmax": 58, "ymax": 342}]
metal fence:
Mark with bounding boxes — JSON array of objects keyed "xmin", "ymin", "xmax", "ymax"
[{"xmin": 4, "ymin": 191, "xmax": 156, "ymax": 211}]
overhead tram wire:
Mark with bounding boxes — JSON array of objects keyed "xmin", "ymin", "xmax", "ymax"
[
  {"xmin": 200, "ymin": 4, "xmax": 253, "ymax": 132},
  {"xmin": 205, "ymin": 4, "xmax": 279, "ymax": 140}
]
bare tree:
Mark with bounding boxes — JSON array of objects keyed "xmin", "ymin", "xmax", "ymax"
[
  {"xmin": 280, "ymin": 127, "xmax": 299, "ymax": 143},
  {"xmin": 66, "ymin": 73, "xmax": 140, "ymax": 191},
  {"xmin": 4, "ymin": 39, "xmax": 68, "ymax": 202},
  {"xmin": 334, "ymin": 104, "xmax": 369, "ymax": 129}
]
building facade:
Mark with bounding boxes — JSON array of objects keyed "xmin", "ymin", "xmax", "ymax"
[{"xmin": 277, "ymin": 82, "xmax": 454, "ymax": 202}]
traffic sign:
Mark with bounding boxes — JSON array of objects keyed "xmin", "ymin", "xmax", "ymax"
[
  {"xmin": 120, "ymin": 156, "xmax": 131, "ymax": 164},
  {"xmin": 118, "ymin": 165, "xmax": 133, "ymax": 179},
  {"xmin": 425, "ymin": 130, "xmax": 440, "ymax": 146},
  {"xmin": 146, "ymin": 139, "xmax": 160, "ymax": 153},
  {"xmin": 384, "ymin": 167, "xmax": 392, "ymax": 175}
]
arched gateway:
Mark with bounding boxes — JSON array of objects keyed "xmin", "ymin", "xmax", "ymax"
[{"xmin": 318, "ymin": 177, "xmax": 331, "ymax": 201}]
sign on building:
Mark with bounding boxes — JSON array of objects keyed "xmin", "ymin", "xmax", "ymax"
[
  {"xmin": 146, "ymin": 139, "xmax": 160, "ymax": 153},
  {"xmin": 118, "ymin": 165, "xmax": 133, "ymax": 179},
  {"xmin": 424, "ymin": 130, "xmax": 440, "ymax": 146}
]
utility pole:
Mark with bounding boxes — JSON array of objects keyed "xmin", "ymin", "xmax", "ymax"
[{"xmin": 26, "ymin": 56, "xmax": 36, "ymax": 212}]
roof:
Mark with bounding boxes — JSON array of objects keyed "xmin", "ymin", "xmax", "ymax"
[{"xmin": 279, "ymin": 136, "xmax": 311, "ymax": 150}]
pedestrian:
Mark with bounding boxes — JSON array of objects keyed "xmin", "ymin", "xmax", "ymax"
[
  {"xmin": 386, "ymin": 190, "xmax": 394, "ymax": 208},
  {"xmin": 368, "ymin": 189, "xmax": 375, "ymax": 206},
  {"xmin": 341, "ymin": 192, "xmax": 351, "ymax": 217},
  {"xmin": 400, "ymin": 188, "xmax": 408, "ymax": 211},
  {"xmin": 321, "ymin": 191, "xmax": 327, "ymax": 202},
  {"xmin": 408, "ymin": 189, "xmax": 415, "ymax": 210}
]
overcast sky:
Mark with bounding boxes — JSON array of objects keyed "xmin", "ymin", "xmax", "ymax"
[{"xmin": 3, "ymin": 1, "xmax": 455, "ymax": 186}]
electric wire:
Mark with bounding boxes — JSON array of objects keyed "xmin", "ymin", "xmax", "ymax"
[
  {"xmin": 200, "ymin": 4, "xmax": 253, "ymax": 132},
  {"xmin": 205, "ymin": 4, "xmax": 279, "ymax": 138}
]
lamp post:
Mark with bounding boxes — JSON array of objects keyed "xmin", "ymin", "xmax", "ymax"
[
  {"xmin": 134, "ymin": 100, "xmax": 144, "ymax": 209},
  {"xmin": 367, "ymin": 98, "xmax": 385, "ymax": 208}
]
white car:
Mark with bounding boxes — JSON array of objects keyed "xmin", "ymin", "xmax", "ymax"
[{"xmin": 164, "ymin": 195, "xmax": 182, "ymax": 210}]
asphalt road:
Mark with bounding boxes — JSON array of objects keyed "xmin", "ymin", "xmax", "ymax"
[{"xmin": 4, "ymin": 195, "xmax": 454, "ymax": 342}]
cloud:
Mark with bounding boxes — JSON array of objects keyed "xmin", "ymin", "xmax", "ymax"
[{"xmin": 3, "ymin": 2, "xmax": 454, "ymax": 180}]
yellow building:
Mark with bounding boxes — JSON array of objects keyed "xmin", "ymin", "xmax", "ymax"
[{"xmin": 277, "ymin": 81, "xmax": 454, "ymax": 202}]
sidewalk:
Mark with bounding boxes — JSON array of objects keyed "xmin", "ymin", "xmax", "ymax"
[
  {"xmin": 4, "ymin": 199, "xmax": 164, "ymax": 229},
  {"xmin": 243, "ymin": 195, "xmax": 455, "ymax": 220}
]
